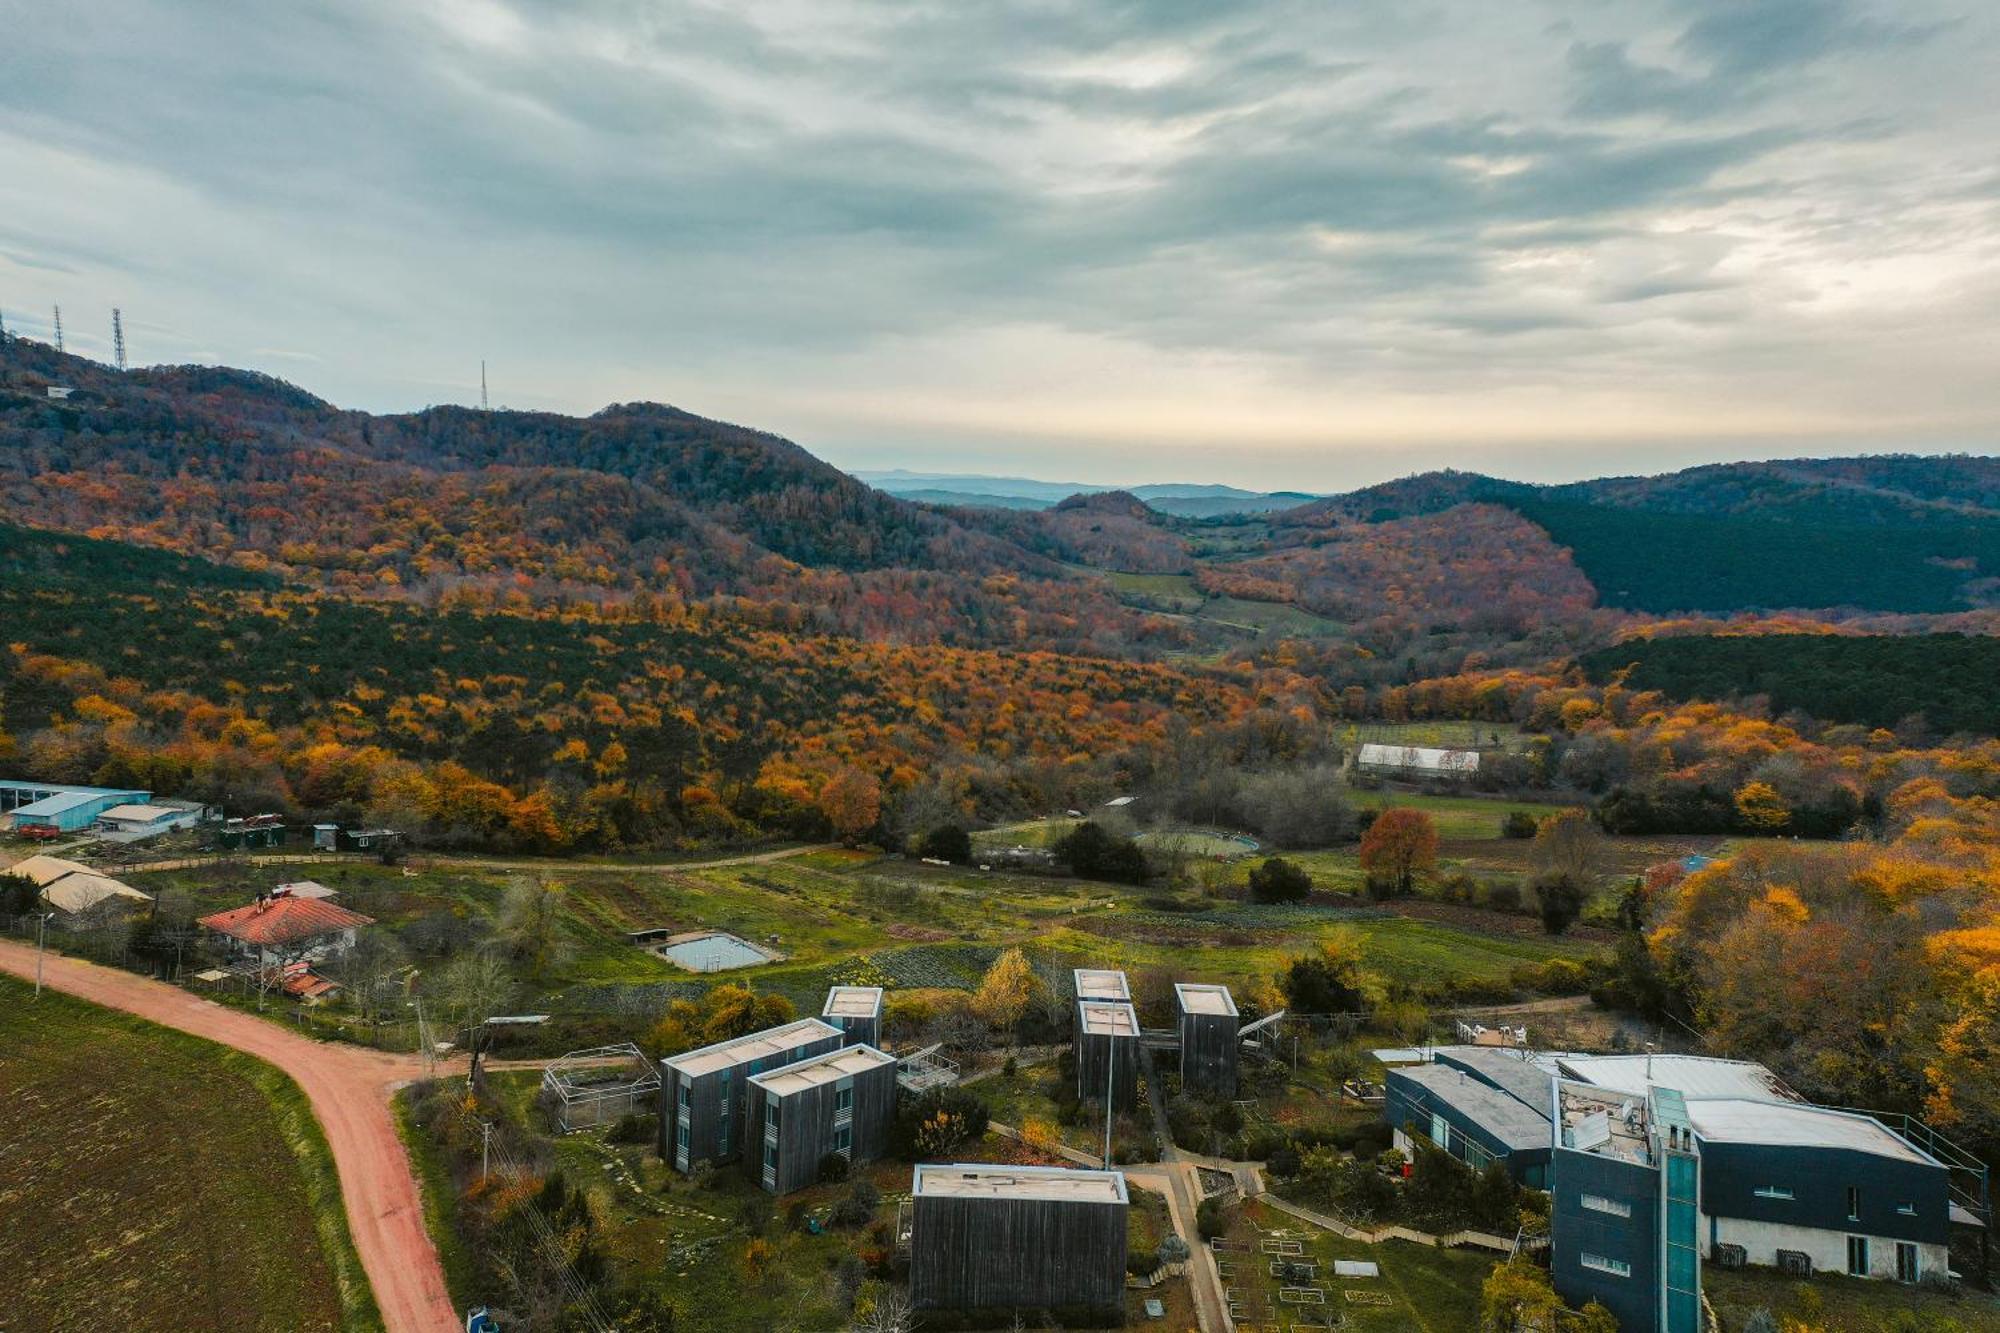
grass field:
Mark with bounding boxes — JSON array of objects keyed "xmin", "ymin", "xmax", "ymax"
[
  {"xmin": 1227, "ymin": 1198, "xmax": 1498, "ymax": 1331},
  {"xmin": 1349, "ymin": 789, "xmax": 1577, "ymax": 840},
  {"xmin": 1703, "ymin": 1264, "xmax": 2000, "ymax": 1331},
  {"xmin": 0, "ymin": 975, "xmax": 381, "ymax": 1332}
]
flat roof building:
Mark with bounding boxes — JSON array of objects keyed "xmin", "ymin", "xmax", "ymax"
[
  {"xmin": 744, "ymin": 1044, "xmax": 897, "ymax": 1194},
  {"xmin": 660, "ymin": 1018, "xmax": 844, "ymax": 1173},
  {"xmin": 910, "ymin": 1165, "xmax": 1128, "ymax": 1315},
  {"xmin": 1175, "ymin": 983, "xmax": 1240, "ymax": 1099},
  {"xmin": 1354, "ymin": 743, "xmax": 1480, "ymax": 779},
  {"xmin": 1075, "ymin": 1000, "xmax": 1140, "ymax": 1110},
  {"xmin": 821, "ymin": 985, "xmax": 884, "ymax": 1048}
]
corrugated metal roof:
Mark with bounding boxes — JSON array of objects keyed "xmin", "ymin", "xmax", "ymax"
[
  {"xmin": 1391, "ymin": 1064, "xmax": 1553, "ymax": 1153},
  {"xmin": 198, "ymin": 897, "xmax": 375, "ymax": 945},
  {"xmin": 10, "ymin": 791, "xmax": 110, "ymax": 818},
  {"xmin": 97, "ymin": 804, "xmax": 177, "ymax": 823},
  {"xmin": 42, "ymin": 873, "xmax": 152, "ymax": 914},
  {"xmin": 8, "ymin": 855, "xmax": 92, "ymax": 887},
  {"xmin": 1356, "ymin": 744, "xmax": 1481, "ymax": 774}
]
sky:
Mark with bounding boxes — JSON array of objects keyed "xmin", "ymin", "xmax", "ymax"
[{"xmin": 2, "ymin": 0, "xmax": 1997, "ymax": 490}]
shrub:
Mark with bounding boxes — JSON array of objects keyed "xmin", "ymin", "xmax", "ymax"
[
  {"xmin": 1485, "ymin": 880, "xmax": 1523, "ymax": 913},
  {"xmin": 1534, "ymin": 874, "xmax": 1587, "ymax": 935},
  {"xmin": 919, "ymin": 824, "xmax": 973, "ymax": 863},
  {"xmin": 1247, "ymin": 856, "xmax": 1313, "ymax": 903},
  {"xmin": 1196, "ymin": 1196, "xmax": 1231, "ymax": 1241},
  {"xmin": 608, "ymin": 1112, "xmax": 656, "ymax": 1145},
  {"xmin": 829, "ymin": 1178, "xmax": 880, "ymax": 1228},
  {"xmin": 1501, "ymin": 810, "xmax": 1540, "ymax": 839},
  {"xmin": 817, "ymin": 1151, "xmax": 851, "ymax": 1184}
]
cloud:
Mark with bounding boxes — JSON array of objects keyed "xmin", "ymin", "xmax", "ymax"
[{"xmin": 0, "ymin": 0, "xmax": 1994, "ymax": 487}]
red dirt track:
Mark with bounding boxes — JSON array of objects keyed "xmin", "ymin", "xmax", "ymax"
[{"xmin": 0, "ymin": 941, "xmax": 454, "ymax": 1333}]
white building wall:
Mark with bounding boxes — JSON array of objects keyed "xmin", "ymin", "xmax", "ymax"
[{"xmin": 1706, "ymin": 1213, "xmax": 1946, "ymax": 1282}]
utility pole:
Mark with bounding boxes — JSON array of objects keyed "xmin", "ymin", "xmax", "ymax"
[
  {"xmin": 480, "ymin": 360, "xmax": 489, "ymax": 411},
  {"xmin": 481, "ymin": 1120, "xmax": 493, "ymax": 1182},
  {"xmin": 34, "ymin": 911, "xmax": 53, "ymax": 999},
  {"xmin": 112, "ymin": 308, "xmax": 127, "ymax": 370},
  {"xmin": 52, "ymin": 304, "xmax": 63, "ymax": 353},
  {"xmin": 1103, "ymin": 1031, "xmax": 1116, "ymax": 1168}
]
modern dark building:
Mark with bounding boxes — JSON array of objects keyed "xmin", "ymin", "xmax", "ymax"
[
  {"xmin": 821, "ymin": 985, "xmax": 884, "ymax": 1048},
  {"xmin": 744, "ymin": 1043, "xmax": 898, "ymax": 1194},
  {"xmin": 1075, "ymin": 999, "xmax": 1139, "ymax": 1110},
  {"xmin": 1550, "ymin": 1081, "xmax": 1702, "ymax": 1333},
  {"xmin": 1174, "ymin": 983, "xmax": 1239, "ymax": 1098},
  {"xmin": 909, "ymin": 1164, "xmax": 1129, "ymax": 1314},
  {"xmin": 1383, "ymin": 1046, "xmax": 1971, "ymax": 1307},
  {"xmin": 1385, "ymin": 1060, "xmax": 1553, "ymax": 1187},
  {"xmin": 660, "ymin": 1018, "xmax": 844, "ymax": 1173}
]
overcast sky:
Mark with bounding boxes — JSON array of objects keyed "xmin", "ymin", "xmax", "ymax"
[{"xmin": 3, "ymin": 0, "xmax": 1997, "ymax": 489}]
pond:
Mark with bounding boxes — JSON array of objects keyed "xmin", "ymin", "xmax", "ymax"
[{"xmin": 655, "ymin": 931, "xmax": 776, "ymax": 972}]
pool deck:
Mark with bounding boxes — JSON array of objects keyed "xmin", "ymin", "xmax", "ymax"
[{"xmin": 652, "ymin": 928, "xmax": 785, "ymax": 972}]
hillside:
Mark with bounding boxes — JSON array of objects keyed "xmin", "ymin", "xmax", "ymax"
[
  {"xmin": 1578, "ymin": 632, "xmax": 2000, "ymax": 735},
  {"xmin": 1270, "ymin": 457, "xmax": 2000, "ymax": 616},
  {"xmin": 0, "ymin": 338, "xmax": 1165, "ymax": 652}
]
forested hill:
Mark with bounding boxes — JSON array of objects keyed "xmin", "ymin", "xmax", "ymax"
[
  {"xmin": 1578, "ymin": 632, "xmax": 2000, "ymax": 735},
  {"xmin": 0, "ymin": 337, "xmax": 1173, "ymax": 651},
  {"xmin": 1278, "ymin": 457, "xmax": 2000, "ymax": 615}
]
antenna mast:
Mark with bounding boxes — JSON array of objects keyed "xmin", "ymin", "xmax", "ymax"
[
  {"xmin": 481, "ymin": 359, "xmax": 489, "ymax": 411},
  {"xmin": 112, "ymin": 308, "xmax": 127, "ymax": 370},
  {"xmin": 52, "ymin": 304, "xmax": 63, "ymax": 353}
]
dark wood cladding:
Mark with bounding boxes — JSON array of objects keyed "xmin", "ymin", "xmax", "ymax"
[
  {"xmin": 742, "ymin": 1052, "xmax": 897, "ymax": 1194},
  {"xmin": 911, "ymin": 1191, "xmax": 1127, "ymax": 1310},
  {"xmin": 1076, "ymin": 1027, "xmax": 1138, "ymax": 1110},
  {"xmin": 657, "ymin": 1025, "xmax": 844, "ymax": 1171},
  {"xmin": 1177, "ymin": 1004, "xmax": 1239, "ymax": 1099}
]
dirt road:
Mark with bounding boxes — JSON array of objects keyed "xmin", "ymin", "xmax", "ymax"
[{"xmin": 0, "ymin": 941, "xmax": 453, "ymax": 1333}]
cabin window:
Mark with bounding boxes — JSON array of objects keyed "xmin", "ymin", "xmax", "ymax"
[
  {"xmin": 1896, "ymin": 1243, "xmax": 1919, "ymax": 1283},
  {"xmin": 1581, "ymin": 1193, "xmax": 1632, "ymax": 1218},
  {"xmin": 1847, "ymin": 1236, "xmax": 1869, "ymax": 1277},
  {"xmin": 1897, "ymin": 1202, "xmax": 1917, "ymax": 1216},
  {"xmin": 836, "ymin": 1086, "xmax": 854, "ymax": 1114},
  {"xmin": 1847, "ymin": 1186, "xmax": 1861, "ymax": 1221},
  {"xmin": 1429, "ymin": 1113, "xmax": 1451, "ymax": 1150},
  {"xmin": 1753, "ymin": 1186, "xmax": 1794, "ymax": 1201},
  {"xmin": 1580, "ymin": 1253, "xmax": 1631, "ymax": 1278}
]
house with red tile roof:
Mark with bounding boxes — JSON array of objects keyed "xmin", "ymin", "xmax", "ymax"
[{"xmin": 198, "ymin": 893, "xmax": 376, "ymax": 969}]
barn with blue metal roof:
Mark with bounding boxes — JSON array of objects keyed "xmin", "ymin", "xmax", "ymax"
[{"xmin": 1, "ymin": 780, "xmax": 150, "ymax": 832}]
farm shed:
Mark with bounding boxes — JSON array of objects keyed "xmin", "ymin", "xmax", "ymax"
[
  {"xmin": 821, "ymin": 985, "xmax": 883, "ymax": 1048},
  {"xmin": 909, "ymin": 1164, "xmax": 1129, "ymax": 1315},
  {"xmin": 659, "ymin": 1017, "xmax": 843, "ymax": 1173},
  {"xmin": 743, "ymin": 1043, "xmax": 897, "ymax": 1194},
  {"xmin": 1175, "ymin": 983, "xmax": 1240, "ymax": 1098},
  {"xmin": 0, "ymin": 782, "xmax": 150, "ymax": 833},
  {"xmin": 1075, "ymin": 1000, "xmax": 1139, "ymax": 1110},
  {"xmin": 1354, "ymin": 743, "xmax": 1480, "ymax": 780},
  {"xmin": 94, "ymin": 803, "xmax": 205, "ymax": 838},
  {"xmin": 541, "ymin": 1044, "xmax": 661, "ymax": 1132}
]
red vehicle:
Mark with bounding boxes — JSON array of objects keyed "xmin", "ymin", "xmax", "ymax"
[{"xmin": 16, "ymin": 823, "xmax": 63, "ymax": 842}]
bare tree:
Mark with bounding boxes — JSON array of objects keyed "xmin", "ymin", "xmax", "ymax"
[{"xmin": 852, "ymin": 1287, "xmax": 914, "ymax": 1333}]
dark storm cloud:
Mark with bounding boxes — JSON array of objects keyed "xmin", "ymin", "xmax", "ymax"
[{"xmin": 0, "ymin": 0, "xmax": 1994, "ymax": 484}]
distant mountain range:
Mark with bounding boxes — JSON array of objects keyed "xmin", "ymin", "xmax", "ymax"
[{"xmin": 853, "ymin": 469, "xmax": 1318, "ymax": 516}]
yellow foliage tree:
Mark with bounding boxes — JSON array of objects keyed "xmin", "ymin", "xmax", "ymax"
[
  {"xmin": 1734, "ymin": 781, "xmax": 1791, "ymax": 832},
  {"xmin": 972, "ymin": 947, "xmax": 1039, "ymax": 1032}
]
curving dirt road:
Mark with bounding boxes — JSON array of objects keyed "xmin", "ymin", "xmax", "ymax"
[{"xmin": 0, "ymin": 941, "xmax": 452, "ymax": 1333}]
